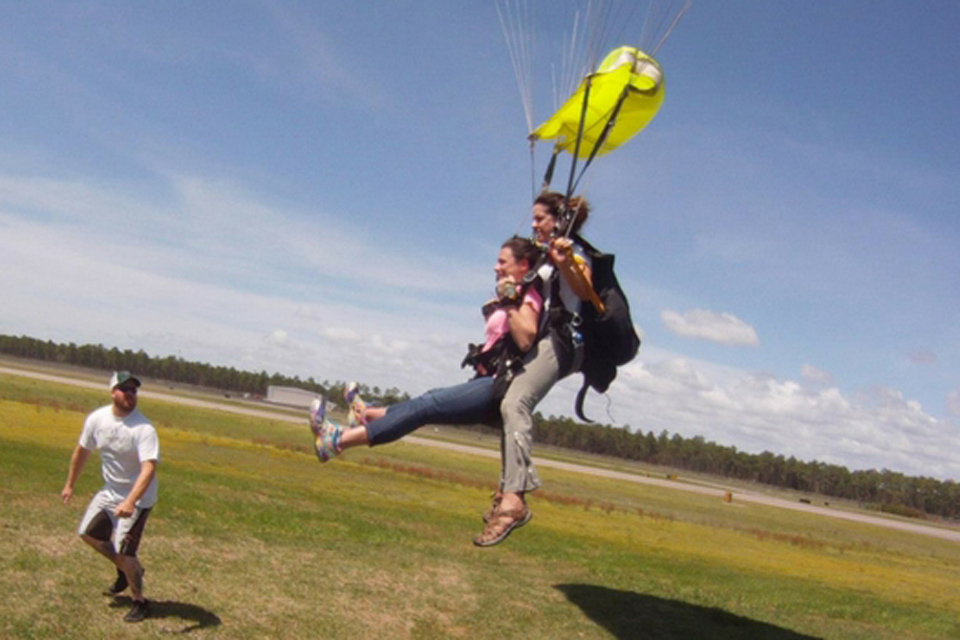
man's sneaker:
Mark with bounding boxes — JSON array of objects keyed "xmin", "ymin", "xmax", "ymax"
[
  {"xmin": 309, "ymin": 396, "xmax": 326, "ymax": 435},
  {"xmin": 104, "ymin": 567, "xmax": 128, "ymax": 595},
  {"xmin": 314, "ymin": 419, "xmax": 343, "ymax": 463},
  {"xmin": 124, "ymin": 599, "xmax": 150, "ymax": 623},
  {"xmin": 344, "ymin": 382, "xmax": 367, "ymax": 427}
]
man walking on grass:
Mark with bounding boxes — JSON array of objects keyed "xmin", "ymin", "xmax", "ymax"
[{"xmin": 61, "ymin": 371, "xmax": 160, "ymax": 623}]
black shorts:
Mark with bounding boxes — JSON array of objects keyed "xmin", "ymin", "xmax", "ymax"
[{"xmin": 79, "ymin": 493, "xmax": 152, "ymax": 557}]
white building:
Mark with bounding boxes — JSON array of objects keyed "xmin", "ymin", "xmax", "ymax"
[{"xmin": 265, "ymin": 385, "xmax": 320, "ymax": 409}]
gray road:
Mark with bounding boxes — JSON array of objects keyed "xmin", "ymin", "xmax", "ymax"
[{"xmin": 4, "ymin": 364, "xmax": 959, "ymax": 543}]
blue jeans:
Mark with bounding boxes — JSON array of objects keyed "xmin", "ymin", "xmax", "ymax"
[{"xmin": 365, "ymin": 376, "xmax": 496, "ymax": 446}]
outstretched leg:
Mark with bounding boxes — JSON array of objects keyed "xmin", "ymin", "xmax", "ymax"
[{"xmin": 308, "ymin": 378, "xmax": 495, "ymax": 462}]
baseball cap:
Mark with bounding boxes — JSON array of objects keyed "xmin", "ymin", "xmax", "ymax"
[{"xmin": 110, "ymin": 371, "xmax": 142, "ymax": 390}]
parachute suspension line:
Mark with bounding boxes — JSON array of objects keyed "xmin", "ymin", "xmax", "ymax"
[
  {"xmin": 555, "ymin": 5, "xmax": 586, "ymax": 114},
  {"xmin": 495, "ymin": 0, "xmax": 536, "ymax": 134},
  {"xmin": 585, "ymin": 0, "xmax": 654, "ymax": 76},
  {"xmin": 529, "ymin": 140, "xmax": 538, "ymax": 202},
  {"xmin": 604, "ymin": 1, "xmax": 643, "ymax": 53},
  {"xmin": 585, "ymin": 1, "xmax": 621, "ymax": 67},
  {"xmin": 515, "ymin": 139, "xmax": 539, "ymax": 237},
  {"xmin": 557, "ymin": 9, "xmax": 580, "ymax": 107},
  {"xmin": 560, "ymin": 1, "xmax": 614, "ymax": 103},
  {"xmin": 643, "ymin": 0, "xmax": 692, "ymax": 56}
]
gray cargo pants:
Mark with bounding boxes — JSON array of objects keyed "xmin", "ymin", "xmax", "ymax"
[{"xmin": 498, "ymin": 336, "xmax": 562, "ymax": 493}]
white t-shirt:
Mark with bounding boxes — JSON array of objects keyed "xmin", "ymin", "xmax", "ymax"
[
  {"xmin": 538, "ymin": 243, "xmax": 591, "ymax": 315},
  {"xmin": 79, "ymin": 405, "xmax": 160, "ymax": 508}
]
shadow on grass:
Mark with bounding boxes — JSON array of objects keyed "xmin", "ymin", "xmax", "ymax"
[
  {"xmin": 556, "ymin": 584, "xmax": 820, "ymax": 640},
  {"xmin": 109, "ymin": 596, "xmax": 222, "ymax": 633}
]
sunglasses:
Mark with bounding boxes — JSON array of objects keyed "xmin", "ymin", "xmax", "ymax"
[{"xmin": 117, "ymin": 386, "xmax": 139, "ymax": 394}]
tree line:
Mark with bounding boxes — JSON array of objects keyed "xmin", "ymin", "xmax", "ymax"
[
  {"xmin": 0, "ymin": 334, "xmax": 409, "ymax": 407},
  {"xmin": 532, "ymin": 415, "xmax": 960, "ymax": 521},
  {"xmin": 2, "ymin": 333, "xmax": 956, "ymax": 521}
]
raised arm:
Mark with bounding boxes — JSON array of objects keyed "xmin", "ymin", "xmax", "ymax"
[
  {"xmin": 550, "ymin": 238, "xmax": 593, "ymax": 300},
  {"xmin": 505, "ymin": 296, "xmax": 540, "ymax": 352},
  {"xmin": 551, "ymin": 237, "xmax": 605, "ymax": 313}
]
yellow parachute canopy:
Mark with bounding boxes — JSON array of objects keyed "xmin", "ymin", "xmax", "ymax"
[{"xmin": 529, "ymin": 46, "xmax": 665, "ymax": 159}]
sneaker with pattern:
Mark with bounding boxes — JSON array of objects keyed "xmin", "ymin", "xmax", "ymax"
[
  {"xmin": 309, "ymin": 396, "xmax": 326, "ymax": 434},
  {"xmin": 314, "ymin": 419, "xmax": 343, "ymax": 463},
  {"xmin": 344, "ymin": 381, "xmax": 367, "ymax": 427},
  {"xmin": 309, "ymin": 396, "xmax": 341, "ymax": 462}
]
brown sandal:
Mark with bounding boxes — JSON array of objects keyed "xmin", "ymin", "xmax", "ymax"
[
  {"xmin": 473, "ymin": 505, "xmax": 532, "ymax": 547},
  {"xmin": 482, "ymin": 492, "xmax": 503, "ymax": 524}
]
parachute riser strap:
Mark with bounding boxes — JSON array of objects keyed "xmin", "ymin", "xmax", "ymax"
[
  {"xmin": 564, "ymin": 74, "xmax": 594, "ymax": 205},
  {"xmin": 540, "ymin": 147, "xmax": 561, "ymax": 192},
  {"xmin": 557, "ymin": 202, "xmax": 578, "ymax": 240},
  {"xmin": 569, "ymin": 83, "xmax": 632, "ymax": 196},
  {"xmin": 556, "ymin": 75, "xmax": 628, "ymax": 318}
]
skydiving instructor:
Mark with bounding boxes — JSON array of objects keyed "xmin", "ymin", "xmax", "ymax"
[
  {"xmin": 61, "ymin": 371, "xmax": 160, "ymax": 624},
  {"xmin": 477, "ymin": 191, "xmax": 594, "ymax": 545}
]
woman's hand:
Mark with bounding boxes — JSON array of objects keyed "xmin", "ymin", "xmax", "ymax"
[
  {"xmin": 496, "ymin": 275, "xmax": 521, "ymax": 305},
  {"xmin": 548, "ymin": 237, "xmax": 573, "ymax": 266}
]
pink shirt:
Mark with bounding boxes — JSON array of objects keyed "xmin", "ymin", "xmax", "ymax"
[{"xmin": 482, "ymin": 287, "xmax": 543, "ymax": 353}]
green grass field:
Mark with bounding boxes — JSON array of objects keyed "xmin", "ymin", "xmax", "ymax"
[{"xmin": 2, "ymin": 371, "xmax": 959, "ymax": 639}]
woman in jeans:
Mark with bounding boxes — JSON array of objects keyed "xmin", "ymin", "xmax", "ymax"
[{"xmin": 309, "ymin": 238, "xmax": 542, "ymax": 496}]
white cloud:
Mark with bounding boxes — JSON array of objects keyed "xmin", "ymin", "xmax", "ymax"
[
  {"xmin": 909, "ymin": 350, "xmax": 937, "ymax": 366},
  {"xmin": 801, "ymin": 364, "xmax": 833, "ymax": 385},
  {"xmin": 947, "ymin": 388, "xmax": 960, "ymax": 417},
  {"xmin": 265, "ymin": 329, "xmax": 290, "ymax": 347},
  {"xmin": 555, "ymin": 354, "xmax": 960, "ymax": 481},
  {"xmin": 259, "ymin": 3, "xmax": 391, "ymax": 111},
  {"xmin": 4, "ymin": 168, "xmax": 958, "ymax": 480},
  {"xmin": 661, "ymin": 308, "xmax": 759, "ymax": 347},
  {"xmin": 0, "ymin": 171, "xmax": 488, "ymax": 300},
  {"xmin": 0, "ymin": 170, "xmax": 483, "ymax": 397}
]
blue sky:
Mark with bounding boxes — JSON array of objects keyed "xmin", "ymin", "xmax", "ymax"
[{"xmin": 2, "ymin": 2, "xmax": 959, "ymax": 480}]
